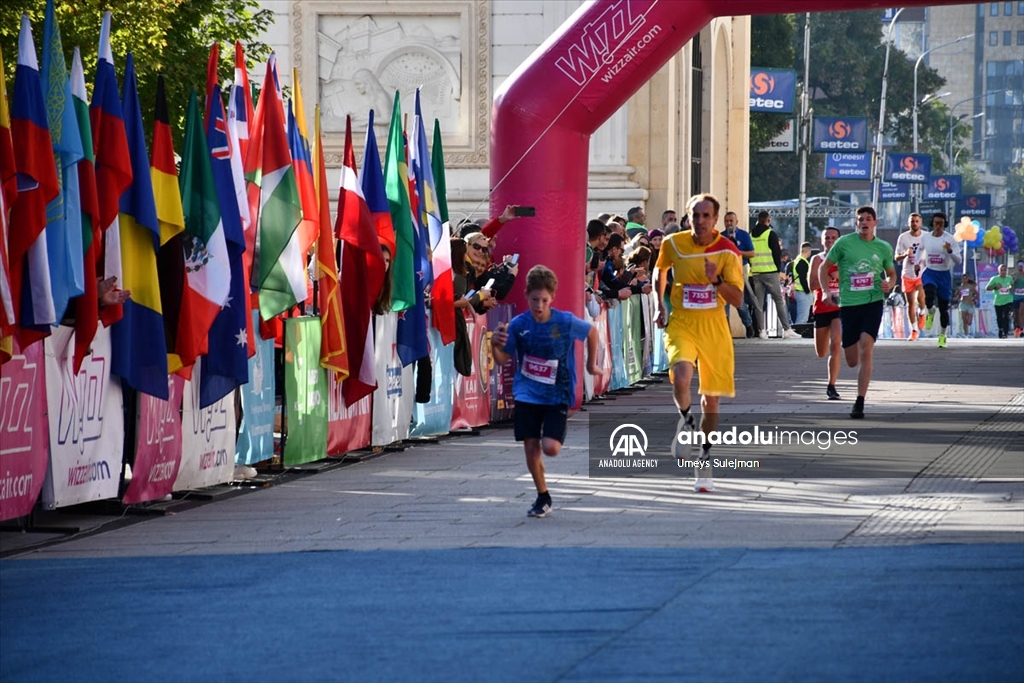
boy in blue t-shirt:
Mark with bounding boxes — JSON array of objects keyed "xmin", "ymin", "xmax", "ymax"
[{"xmin": 490, "ymin": 265, "xmax": 601, "ymax": 518}]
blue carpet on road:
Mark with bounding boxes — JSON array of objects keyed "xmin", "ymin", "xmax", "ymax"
[{"xmin": 2, "ymin": 544, "xmax": 1022, "ymax": 683}]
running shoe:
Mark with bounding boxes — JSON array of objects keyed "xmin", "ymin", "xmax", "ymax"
[
  {"xmin": 925, "ymin": 310, "xmax": 935, "ymax": 329},
  {"xmin": 850, "ymin": 398, "xmax": 865, "ymax": 419},
  {"xmin": 826, "ymin": 385, "xmax": 841, "ymax": 400},
  {"xmin": 694, "ymin": 455, "xmax": 715, "ymax": 493},
  {"xmin": 527, "ymin": 496, "xmax": 552, "ymax": 518},
  {"xmin": 909, "ymin": 329, "xmax": 919, "ymax": 341},
  {"xmin": 918, "ymin": 313, "xmax": 926, "ymax": 330},
  {"xmin": 672, "ymin": 414, "xmax": 697, "ymax": 461},
  {"xmin": 937, "ymin": 333, "xmax": 947, "ymax": 348}
]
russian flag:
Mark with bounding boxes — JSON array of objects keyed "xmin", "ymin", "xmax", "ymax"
[{"xmin": 10, "ymin": 14, "xmax": 59, "ymax": 347}]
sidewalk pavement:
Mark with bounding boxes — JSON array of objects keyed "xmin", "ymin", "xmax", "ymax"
[{"xmin": 2, "ymin": 338, "xmax": 1022, "ymax": 682}]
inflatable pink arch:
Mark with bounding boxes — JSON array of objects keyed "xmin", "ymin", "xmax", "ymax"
[{"xmin": 491, "ymin": 0, "xmax": 962, "ymax": 316}]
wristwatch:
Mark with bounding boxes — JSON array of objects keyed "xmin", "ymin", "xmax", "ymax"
[{"xmin": 712, "ymin": 276, "xmax": 724, "ymax": 287}]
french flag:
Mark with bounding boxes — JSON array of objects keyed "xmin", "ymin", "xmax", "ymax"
[{"xmin": 10, "ymin": 14, "xmax": 59, "ymax": 346}]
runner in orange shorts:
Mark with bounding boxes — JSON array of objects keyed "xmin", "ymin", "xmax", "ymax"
[{"xmin": 895, "ymin": 212, "xmax": 926, "ymax": 340}]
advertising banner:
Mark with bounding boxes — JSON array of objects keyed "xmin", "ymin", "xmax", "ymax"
[
  {"xmin": 411, "ymin": 312, "xmax": 455, "ymax": 437},
  {"xmin": 957, "ymin": 194, "xmax": 991, "ymax": 217},
  {"xmin": 283, "ymin": 317, "xmax": 328, "ymax": 466},
  {"xmin": 42, "ymin": 326, "xmax": 124, "ymax": 509},
  {"xmin": 487, "ymin": 304, "xmax": 516, "ymax": 422},
  {"xmin": 758, "ymin": 119, "xmax": 795, "ymax": 153},
  {"xmin": 451, "ymin": 308, "xmax": 491, "ymax": 430},
  {"xmin": 175, "ymin": 360, "xmax": 236, "ymax": 491},
  {"xmin": 824, "ymin": 153, "xmax": 870, "ymax": 180},
  {"xmin": 0, "ymin": 339, "xmax": 49, "ymax": 521},
  {"xmin": 924, "ymin": 175, "xmax": 962, "ymax": 201},
  {"xmin": 371, "ymin": 312, "xmax": 414, "ymax": 446},
  {"xmin": 236, "ymin": 310, "xmax": 276, "ymax": 465},
  {"xmin": 592, "ymin": 304, "xmax": 613, "ymax": 397},
  {"xmin": 123, "ymin": 375, "xmax": 184, "ymax": 505},
  {"xmin": 879, "ymin": 182, "xmax": 910, "ymax": 202},
  {"xmin": 607, "ymin": 303, "xmax": 629, "ymax": 390},
  {"xmin": 622, "ymin": 295, "xmax": 643, "ymax": 385},
  {"xmin": 749, "ymin": 68, "xmax": 796, "ymax": 113},
  {"xmin": 884, "ymin": 153, "xmax": 931, "ymax": 183},
  {"xmin": 327, "ymin": 370, "xmax": 371, "ymax": 456},
  {"xmin": 812, "ymin": 117, "xmax": 868, "ymax": 153}
]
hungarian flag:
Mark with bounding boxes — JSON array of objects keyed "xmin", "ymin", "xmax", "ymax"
[
  {"xmin": 289, "ymin": 69, "xmax": 318, "ymax": 281},
  {"xmin": 359, "ymin": 110, "xmax": 395, "ymax": 263},
  {"xmin": 412, "ymin": 89, "xmax": 454, "ymax": 345},
  {"xmin": 41, "ymin": 0, "xmax": 85, "ymax": 325},
  {"xmin": 313, "ymin": 105, "xmax": 346, "ymax": 378},
  {"xmin": 91, "ymin": 12, "xmax": 132, "ymax": 328},
  {"xmin": 70, "ymin": 47, "xmax": 102, "ymax": 373},
  {"xmin": 0, "ymin": 45, "xmax": 17, "ymax": 360},
  {"xmin": 111, "ymin": 53, "xmax": 168, "ymax": 400},
  {"xmin": 10, "ymin": 14, "xmax": 59, "ymax": 347},
  {"xmin": 254, "ymin": 54, "xmax": 303, "ymax": 321},
  {"xmin": 199, "ymin": 86, "xmax": 249, "ymax": 408},
  {"xmin": 383, "ymin": 93, "xmax": 415, "ymax": 313},
  {"xmin": 337, "ymin": 114, "xmax": 385, "ymax": 406}
]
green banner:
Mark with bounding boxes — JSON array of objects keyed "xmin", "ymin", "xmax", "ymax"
[
  {"xmin": 283, "ymin": 317, "xmax": 328, "ymax": 466},
  {"xmin": 622, "ymin": 295, "xmax": 643, "ymax": 385}
]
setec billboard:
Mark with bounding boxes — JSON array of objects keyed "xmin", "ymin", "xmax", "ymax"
[
  {"xmin": 824, "ymin": 153, "xmax": 870, "ymax": 179},
  {"xmin": 923, "ymin": 175, "xmax": 962, "ymax": 201},
  {"xmin": 884, "ymin": 153, "xmax": 931, "ymax": 183},
  {"xmin": 749, "ymin": 68, "xmax": 796, "ymax": 113},
  {"xmin": 812, "ymin": 117, "xmax": 868, "ymax": 153},
  {"xmin": 957, "ymin": 194, "xmax": 991, "ymax": 217},
  {"xmin": 879, "ymin": 182, "xmax": 910, "ymax": 202}
]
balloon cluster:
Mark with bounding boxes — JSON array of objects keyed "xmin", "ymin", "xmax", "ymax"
[
  {"xmin": 954, "ymin": 216, "xmax": 980, "ymax": 243},
  {"xmin": 1000, "ymin": 226, "xmax": 1018, "ymax": 254}
]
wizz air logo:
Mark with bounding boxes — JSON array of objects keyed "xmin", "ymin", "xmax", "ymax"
[{"xmin": 554, "ymin": 0, "xmax": 646, "ymax": 86}]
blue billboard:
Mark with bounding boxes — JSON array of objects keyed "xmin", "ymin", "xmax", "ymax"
[
  {"xmin": 923, "ymin": 175, "xmax": 962, "ymax": 201},
  {"xmin": 957, "ymin": 194, "xmax": 991, "ymax": 217},
  {"xmin": 812, "ymin": 117, "xmax": 868, "ymax": 153},
  {"xmin": 749, "ymin": 68, "xmax": 796, "ymax": 113},
  {"xmin": 883, "ymin": 153, "xmax": 931, "ymax": 183},
  {"xmin": 824, "ymin": 153, "xmax": 870, "ymax": 180},
  {"xmin": 879, "ymin": 182, "xmax": 910, "ymax": 202}
]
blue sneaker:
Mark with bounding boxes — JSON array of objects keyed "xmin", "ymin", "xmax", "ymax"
[{"xmin": 527, "ymin": 496, "xmax": 552, "ymax": 518}]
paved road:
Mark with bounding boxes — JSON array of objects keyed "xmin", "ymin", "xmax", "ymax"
[{"xmin": 2, "ymin": 338, "xmax": 1022, "ymax": 682}]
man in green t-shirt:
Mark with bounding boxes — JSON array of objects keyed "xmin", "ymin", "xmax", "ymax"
[
  {"xmin": 986, "ymin": 264, "xmax": 1015, "ymax": 338},
  {"xmin": 818, "ymin": 205, "xmax": 896, "ymax": 419},
  {"xmin": 1012, "ymin": 261, "xmax": 1024, "ymax": 337}
]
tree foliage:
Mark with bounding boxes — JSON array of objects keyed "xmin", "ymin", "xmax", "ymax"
[
  {"xmin": 1005, "ymin": 164, "xmax": 1024, "ymax": 243},
  {"xmin": 0, "ymin": 0, "xmax": 273, "ymax": 143},
  {"xmin": 749, "ymin": 10, "xmax": 954, "ymax": 202}
]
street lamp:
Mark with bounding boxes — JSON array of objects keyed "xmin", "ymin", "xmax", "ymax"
[
  {"xmin": 913, "ymin": 35, "xmax": 972, "ymax": 154},
  {"xmin": 945, "ymin": 90, "xmax": 1002, "ymax": 170},
  {"xmin": 871, "ymin": 8, "xmax": 902, "ymax": 208},
  {"xmin": 910, "ymin": 90, "xmax": 949, "ymax": 212},
  {"xmin": 949, "ymin": 112, "xmax": 984, "ymax": 173}
]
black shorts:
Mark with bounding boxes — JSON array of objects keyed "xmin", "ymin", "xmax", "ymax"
[
  {"xmin": 813, "ymin": 309, "xmax": 840, "ymax": 329},
  {"xmin": 840, "ymin": 300, "xmax": 884, "ymax": 349},
  {"xmin": 513, "ymin": 401, "xmax": 569, "ymax": 443}
]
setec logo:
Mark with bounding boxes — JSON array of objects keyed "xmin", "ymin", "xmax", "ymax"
[
  {"xmin": 819, "ymin": 119, "xmax": 859, "ymax": 150},
  {"xmin": 749, "ymin": 71, "xmax": 784, "ymax": 109},
  {"xmin": 900, "ymin": 156, "xmax": 919, "ymax": 173},
  {"xmin": 829, "ymin": 120, "xmax": 851, "ymax": 139},
  {"xmin": 609, "ymin": 423, "xmax": 648, "ymax": 457},
  {"xmin": 889, "ymin": 154, "xmax": 926, "ymax": 181},
  {"xmin": 967, "ymin": 196, "xmax": 980, "ymax": 208},
  {"xmin": 935, "ymin": 177, "xmax": 950, "ymax": 191}
]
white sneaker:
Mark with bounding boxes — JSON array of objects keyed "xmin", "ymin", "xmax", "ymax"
[
  {"xmin": 758, "ymin": 330, "xmax": 769, "ymax": 340},
  {"xmin": 694, "ymin": 457, "xmax": 715, "ymax": 492},
  {"xmin": 672, "ymin": 414, "xmax": 696, "ymax": 461},
  {"xmin": 781, "ymin": 328, "xmax": 802, "ymax": 339}
]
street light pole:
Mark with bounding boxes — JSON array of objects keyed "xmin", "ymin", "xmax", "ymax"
[
  {"xmin": 798, "ymin": 13, "xmax": 810, "ymax": 249},
  {"xmin": 910, "ymin": 91, "xmax": 949, "ymax": 212},
  {"xmin": 913, "ymin": 35, "xmax": 971, "ymax": 155},
  {"xmin": 871, "ymin": 8, "xmax": 902, "ymax": 208}
]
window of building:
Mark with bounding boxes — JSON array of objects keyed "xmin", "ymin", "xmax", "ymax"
[
  {"xmin": 1017, "ymin": 30, "xmax": 1024, "ymax": 45},
  {"xmin": 1005, "ymin": 31, "xmax": 1013, "ymax": 45},
  {"xmin": 990, "ymin": 31, "xmax": 999, "ymax": 46},
  {"xmin": 1019, "ymin": 1, "xmax": 1024, "ymax": 15},
  {"xmin": 991, "ymin": 2, "xmax": 999, "ymax": 15},
  {"xmin": 1006, "ymin": 2, "xmax": 1014, "ymax": 14},
  {"xmin": 981, "ymin": 4, "xmax": 989, "ymax": 16}
]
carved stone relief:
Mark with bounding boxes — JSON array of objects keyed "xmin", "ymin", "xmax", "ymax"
[{"xmin": 294, "ymin": 1, "xmax": 489, "ymax": 167}]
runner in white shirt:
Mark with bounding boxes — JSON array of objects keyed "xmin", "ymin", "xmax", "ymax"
[
  {"xmin": 917, "ymin": 213, "xmax": 962, "ymax": 348},
  {"xmin": 894, "ymin": 213, "xmax": 926, "ymax": 340}
]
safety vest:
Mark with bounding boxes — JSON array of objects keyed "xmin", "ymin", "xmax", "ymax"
[
  {"xmin": 793, "ymin": 254, "xmax": 810, "ymax": 292},
  {"xmin": 750, "ymin": 228, "xmax": 776, "ymax": 274}
]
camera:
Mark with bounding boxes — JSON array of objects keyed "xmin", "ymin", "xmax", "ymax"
[{"xmin": 514, "ymin": 206, "xmax": 536, "ymax": 217}]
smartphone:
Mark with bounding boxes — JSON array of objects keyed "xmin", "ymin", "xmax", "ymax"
[
  {"xmin": 514, "ymin": 206, "xmax": 536, "ymax": 217},
  {"xmin": 509, "ymin": 253, "xmax": 520, "ymax": 265},
  {"xmin": 465, "ymin": 289, "xmax": 477, "ymax": 299}
]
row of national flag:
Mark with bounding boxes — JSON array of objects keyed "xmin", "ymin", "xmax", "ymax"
[{"xmin": 0, "ymin": 3, "xmax": 456, "ymax": 410}]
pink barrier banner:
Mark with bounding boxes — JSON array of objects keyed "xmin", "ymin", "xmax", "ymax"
[
  {"xmin": 0, "ymin": 340, "xmax": 49, "ymax": 522},
  {"xmin": 327, "ymin": 371, "xmax": 371, "ymax": 456},
  {"xmin": 592, "ymin": 306, "xmax": 613, "ymax": 397},
  {"xmin": 487, "ymin": 304, "xmax": 516, "ymax": 422},
  {"xmin": 451, "ymin": 309, "xmax": 491, "ymax": 430},
  {"xmin": 123, "ymin": 375, "xmax": 184, "ymax": 505}
]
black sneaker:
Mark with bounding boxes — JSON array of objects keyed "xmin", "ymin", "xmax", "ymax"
[
  {"xmin": 850, "ymin": 399, "xmax": 865, "ymax": 419},
  {"xmin": 826, "ymin": 385, "xmax": 840, "ymax": 401},
  {"xmin": 527, "ymin": 496, "xmax": 552, "ymax": 518}
]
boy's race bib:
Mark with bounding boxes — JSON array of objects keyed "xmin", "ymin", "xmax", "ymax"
[
  {"xmin": 850, "ymin": 272, "xmax": 874, "ymax": 292},
  {"xmin": 682, "ymin": 284, "xmax": 717, "ymax": 309},
  {"xmin": 927, "ymin": 253, "xmax": 945, "ymax": 266},
  {"xmin": 522, "ymin": 355, "xmax": 558, "ymax": 385}
]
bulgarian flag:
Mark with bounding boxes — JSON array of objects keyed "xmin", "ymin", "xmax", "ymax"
[
  {"xmin": 255, "ymin": 53, "xmax": 303, "ymax": 321},
  {"xmin": 168, "ymin": 87, "xmax": 231, "ymax": 377}
]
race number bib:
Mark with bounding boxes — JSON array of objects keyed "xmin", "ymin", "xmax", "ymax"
[
  {"xmin": 999, "ymin": 286, "xmax": 1011, "ymax": 296},
  {"xmin": 927, "ymin": 253, "xmax": 945, "ymax": 266},
  {"xmin": 1015, "ymin": 287, "xmax": 1024, "ymax": 296},
  {"xmin": 682, "ymin": 284, "xmax": 717, "ymax": 309},
  {"xmin": 522, "ymin": 355, "xmax": 558, "ymax": 385},
  {"xmin": 850, "ymin": 272, "xmax": 874, "ymax": 292}
]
